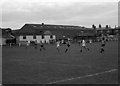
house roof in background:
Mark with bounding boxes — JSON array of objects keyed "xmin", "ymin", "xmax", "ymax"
[
  {"xmin": 0, "ymin": 28, "xmax": 14, "ymax": 39},
  {"xmin": 96, "ymin": 27, "xmax": 117, "ymax": 30}
]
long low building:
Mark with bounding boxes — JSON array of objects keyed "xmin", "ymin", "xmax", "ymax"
[
  {"xmin": 13, "ymin": 23, "xmax": 119, "ymax": 44},
  {"xmin": 14, "ymin": 23, "xmax": 96, "ymax": 43}
]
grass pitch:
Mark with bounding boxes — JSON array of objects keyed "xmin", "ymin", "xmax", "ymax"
[{"xmin": 2, "ymin": 41, "xmax": 118, "ymax": 84}]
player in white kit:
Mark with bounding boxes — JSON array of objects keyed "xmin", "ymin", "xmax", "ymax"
[
  {"xmin": 26, "ymin": 40, "xmax": 30, "ymax": 48},
  {"xmin": 56, "ymin": 40, "xmax": 60, "ymax": 53},
  {"xmin": 80, "ymin": 39, "xmax": 89, "ymax": 52}
]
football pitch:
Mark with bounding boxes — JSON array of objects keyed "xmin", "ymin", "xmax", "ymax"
[{"xmin": 2, "ymin": 41, "xmax": 118, "ymax": 84}]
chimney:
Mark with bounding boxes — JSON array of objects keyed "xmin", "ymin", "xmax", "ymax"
[{"xmin": 92, "ymin": 24, "xmax": 96, "ymax": 29}]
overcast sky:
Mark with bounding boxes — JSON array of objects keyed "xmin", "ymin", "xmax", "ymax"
[{"xmin": 0, "ymin": 0, "xmax": 119, "ymax": 30}]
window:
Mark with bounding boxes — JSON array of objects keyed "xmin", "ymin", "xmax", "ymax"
[
  {"xmin": 23, "ymin": 36, "xmax": 26, "ymax": 39},
  {"xmin": 33, "ymin": 35, "xmax": 36, "ymax": 39},
  {"xmin": 50, "ymin": 35, "xmax": 53, "ymax": 39},
  {"xmin": 42, "ymin": 35, "xmax": 44, "ymax": 39}
]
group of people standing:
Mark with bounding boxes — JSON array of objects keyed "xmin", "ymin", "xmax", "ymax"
[
  {"xmin": 56, "ymin": 39, "xmax": 71, "ymax": 53},
  {"xmin": 25, "ymin": 40, "xmax": 46, "ymax": 51},
  {"xmin": 56, "ymin": 39, "xmax": 90, "ymax": 53},
  {"xmin": 56, "ymin": 36, "xmax": 106, "ymax": 54},
  {"xmin": 24, "ymin": 35, "xmax": 107, "ymax": 54}
]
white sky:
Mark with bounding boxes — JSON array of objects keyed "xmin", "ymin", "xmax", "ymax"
[{"xmin": 0, "ymin": 0, "xmax": 119, "ymax": 29}]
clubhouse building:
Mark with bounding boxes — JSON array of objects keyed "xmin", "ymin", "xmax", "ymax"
[{"xmin": 14, "ymin": 23, "xmax": 98, "ymax": 44}]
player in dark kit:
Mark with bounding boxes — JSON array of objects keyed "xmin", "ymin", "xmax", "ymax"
[
  {"xmin": 100, "ymin": 36, "xmax": 106, "ymax": 53},
  {"xmin": 65, "ymin": 41, "xmax": 71, "ymax": 53},
  {"xmin": 34, "ymin": 40, "xmax": 37, "ymax": 49},
  {"xmin": 78, "ymin": 40, "xmax": 81, "ymax": 46},
  {"xmin": 40, "ymin": 41, "xmax": 46, "ymax": 51}
]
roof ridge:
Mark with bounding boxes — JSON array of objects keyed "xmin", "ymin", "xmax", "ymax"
[{"xmin": 25, "ymin": 23, "xmax": 81, "ymax": 27}]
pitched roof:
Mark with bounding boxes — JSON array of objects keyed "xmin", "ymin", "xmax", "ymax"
[
  {"xmin": 17, "ymin": 24, "xmax": 43, "ymax": 35},
  {"xmin": 77, "ymin": 32, "xmax": 96, "ymax": 36},
  {"xmin": 17, "ymin": 24, "xmax": 94, "ymax": 36}
]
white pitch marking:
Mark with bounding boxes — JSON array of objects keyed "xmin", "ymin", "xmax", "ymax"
[{"xmin": 47, "ymin": 69, "xmax": 118, "ymax": 84}]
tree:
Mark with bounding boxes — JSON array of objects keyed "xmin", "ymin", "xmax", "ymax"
[
  {"xmin": 106, "ymin": 25, "xmax": 109, "ymax": 28},
  {"xmin": 99, "ymin": 24, "xmax": 101, "ymax": 28},
  {"xmin": 42, "ymin": 23, "xmax": 44, "ymax": 26},
  {"xmin": 92, "ymin": 24, "xmax": 96, "ymax": 29}
]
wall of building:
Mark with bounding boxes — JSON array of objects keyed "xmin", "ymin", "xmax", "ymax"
[{"xmin": 19, "ymin": 35, "xmax": 56, "ymax": 43}]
